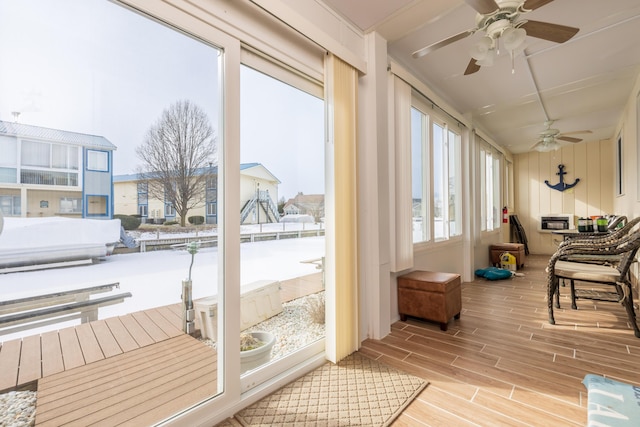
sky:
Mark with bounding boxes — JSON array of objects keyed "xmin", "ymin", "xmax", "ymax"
[{"xmin": 0, "ymin": 0, "xmax": 324, "ymax": 201}]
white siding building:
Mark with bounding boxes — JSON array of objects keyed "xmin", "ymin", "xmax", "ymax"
[{"xmin": 0, "ymin": 120, "xmax": 117, "ymax": 219}]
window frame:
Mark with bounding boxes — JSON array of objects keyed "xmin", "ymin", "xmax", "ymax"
[
  {"xmin": 85, "ymin": 194, "xmax": 108, "ymax": 217},
  {"xmin": 0, "ymin": 194, "xmax": 21, "ymax": 216},
  {"xmin": 616, "ymin": 131, "xmax": 624, "ymax": 196},
  {"xmin": 479, "ymin": 139, "xmax": 502, "ymax": 233},
  {"xmin": 137, "ymin": 181, "xmax": 148, "ymax": 218},
  {"xmin": 59, "ymin": 197, "xmax": 82, "ymax": 214},
  {"xmin": 410, "ymin": 97, "xmax": 463, "ymax": 246},
  {"xmin": 86, "ymin": 149, "xmax": 109, "ymax": 172}
]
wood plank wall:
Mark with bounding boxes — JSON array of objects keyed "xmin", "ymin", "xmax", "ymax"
[{"xmin": 514, "ymin": 139, "xmax": 614, "ymax": 255}]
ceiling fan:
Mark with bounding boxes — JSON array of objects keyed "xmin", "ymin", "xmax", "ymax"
[
  {"xmin": 531, "ymin": 120, "xmax": 593, "ymax": 152},
  {"xmin": 412, "ymin": 0, "xmax": 580, "ymax": 75}
]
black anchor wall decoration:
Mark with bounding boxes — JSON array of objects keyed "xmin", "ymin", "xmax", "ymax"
[{"xmin": 545, "ymin": 164, "xmax": 580, "ymax": 192}]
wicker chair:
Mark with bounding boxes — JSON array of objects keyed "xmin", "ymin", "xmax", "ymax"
[
  {"xmin": 552, "ymin": 217, "xmax": 640, "ymax": 303},
  {"xmin": 606, "ymin": 215, "xmax": 627, "ymax": 230},
  {"xmin": 557, "ymin": 216, "xmax": 639, "ymax": 250},
  {"xmin": 547, "ymin": 224, "xmax": 640, "ymax": 338}
]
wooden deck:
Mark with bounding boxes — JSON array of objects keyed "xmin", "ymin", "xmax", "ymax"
[
  {"xmin": 0, "ymin": 271, "xmax": 323, "ymax": 394},
  {"xmin": 35, "ymin": 334, "xmax": 217, "ymax": 426},
  {"xmin": 0, "ymin": 303, "xmax": 187, "ymax": 393},
  {"xmin": 0, "ymin": 271, "xmax": 323, "ymax": 425}
]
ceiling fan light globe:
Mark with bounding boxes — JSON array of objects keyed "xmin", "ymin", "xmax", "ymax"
[
  {"xmin": 476, "ymin": 48, "xmax": 496, "ymax": 66},
  {"xmin": 502, "ymin": 27, "xmax": 526, "ymax": 51},
  {"xmin": 535, "ymin": 142, "xmax": 556, "ymax": 152},
  {"xmin": 470, "ymin": 36, "xmax": 492, "ymax": 60}
]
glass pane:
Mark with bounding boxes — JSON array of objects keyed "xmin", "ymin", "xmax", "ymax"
[
  {"xmin": 86, "ymin": 195, "xmax": 107, "ymax": 215},
  {"xmin": 492, "ymin": 155, "xmax": 501, "ymax": 229},
  {"xmin": 0, "ymin": 136, "xmax": 18, "ymax": 166},
  {"xmin": 21, "ymin": 140, "xmax": 50, "ymax": 167},
  {"xmin": 432, "ymin": 122, "xmax": 445, "ymax": 240},
  {"xmin": 479, "ymin": 148, "xmax": 487, "ymax": 231},
  {"xmin": 448, "ymin": 129, "xmax": 461, "ymax": 237},
  {"xmin": 485, "ymin": 152, "xmax": 494, "ymax": 230},
  {"xmin": 52, "ymin": 144, "xmax": 67, "ymax": 168},
  {"xmin": 0, "ymin": 167, "xmax": 17, "ymax": 183},
  {"xmin": 411, "ymin": 108, "xmax": 427, "ymax": 243},
  {"xmin": 0, "ymin": 0, "xmax": 224, "ymax": 421},
  {"xmin": 239, "ymin": 65, "xmax": 324, "ymax": 378},
  {"xmin": 87, "ymin": 150, "xmax": 108, "ymax": 171}
]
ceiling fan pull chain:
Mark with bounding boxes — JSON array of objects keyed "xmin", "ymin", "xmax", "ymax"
[{"xmin": 511, "ymin": 50, "xmax": 515, "ymax": 74}]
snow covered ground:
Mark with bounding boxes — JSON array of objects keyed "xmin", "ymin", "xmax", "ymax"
[{"xmin": 0, "ymin": 218, "xmax": 325, "ymax": 343}]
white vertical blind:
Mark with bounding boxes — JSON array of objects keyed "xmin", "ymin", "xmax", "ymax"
[{"xmin": 390, "ymin": 76, "xmax": 413, "ymax": 272}]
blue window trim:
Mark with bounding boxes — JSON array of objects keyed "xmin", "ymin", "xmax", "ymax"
[
  {"xmin": 137, "ymin": 182, "xmax": 149, "ymax": 218},
  {"xmin": 85, "ymin": 149, "xmax": 111, "ymax": 173},
  {"xmin": 164, "ymin": 202, "xmax": 176, "ymax": 218},
  {"xmin": 84, "ymin": 194, "xmax": 110, "ymax": 218}
]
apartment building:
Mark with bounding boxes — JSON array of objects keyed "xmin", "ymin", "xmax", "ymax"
[
  {"xmin": 113, "ymin": 163, "xmax": 280, "ymax": 225},
  {"xmin": 0, "ymin": 120, "xmax": 116, "ymax": 219}
]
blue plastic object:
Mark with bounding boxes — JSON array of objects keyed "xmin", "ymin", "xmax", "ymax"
[{"xmin": 474, "ymin": 267, "xmax": 512, "ymax": 281}]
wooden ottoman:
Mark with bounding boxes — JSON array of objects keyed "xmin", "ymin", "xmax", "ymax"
[
  {"xmin": 490, "ymin": 243, "xmax": 526, "ymax": 269},
  {"xmin": 397, "ymin": 270, "xmax": 462, "ymax": 331}
]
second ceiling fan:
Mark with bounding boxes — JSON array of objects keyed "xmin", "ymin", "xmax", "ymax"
[
  {"xmin": 530, "ymin": 121, "xmax": 592, "ymax": 152},
  {"xmin": 412, "ymin": 0, "xmax": 580, "ymax": 75}
]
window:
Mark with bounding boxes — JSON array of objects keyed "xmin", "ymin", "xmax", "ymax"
[
  {"xmin": 1, "ymin": 0, "xmax": 226, "ymax": 420},
  {"xmin": 206, "ymin": 172, "xmax": 217, "ymax": 223},
  {"xmin": 164, "ymin": 203, "xmax": 175, "ymax": 217},
  {"xmin": 52, "ymin": 145, "xmax": 79, "ymax": 170},
  {"xmin": 137, "ymin": 181, "xmax": 148, "ymax": 218},
  {"xmin": 240, "ymin": 63, "xmax": 325, "ymax": 379},
  {"xmin": 2, "ymin": 0, "xmax": 335, "ymax": 421},
  {"xmin": 411, "ymin": 102, "xmax": 462, "ymax": 243},
  {"xmin": 0, "ymin": 168, "xmax": 16, "ymax": 183},
  {"xmin": 0, "ymin": 136, "xmax": 17, "ymax": 166},
  {"xmin": 86, "ymin": 195, "xmax": 107, "ymax": 216},
  {"xmin": 616, "ymin": 132, "xmax": 624, "ymax": 196},
  {"xmin": 0, "ymin": 195, "xmax": 20, "ymax": 216},
  {"xmin": 17, "ymin": 140, "xmax": 79, "ymax": 186},
  {"xmin": 411, "ymin": 108, "xmax": 428, "ymax": 242},
  {"xmin": 59, "ymin": 197, "xmax": 82, "ymax": 213},
  {"xmin": 207, "ymin": 202, "xmax": 216, "ymax": 216},
  {"xmin": 0, "ymin": 137, "xmax": 18, "ymax": 183},
  {"xmin": 87, "ymin": 150, "xmax": 108, "ymax": 172},
  {"xmin": 21, "ymin": 140, "xmax": 50, "ymax": 167},
  {"xmin": 480, "ymin": 141, "xmax": 502, "ymax": 231},
  {"xmin": 20, "ymin": 170, "xmax": 78, "ymax": 186}
]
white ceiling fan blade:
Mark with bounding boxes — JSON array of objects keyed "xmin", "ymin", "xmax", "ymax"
[{"xmin": 412, "ymin": 30, "xmax": 475, "ymax": 59}]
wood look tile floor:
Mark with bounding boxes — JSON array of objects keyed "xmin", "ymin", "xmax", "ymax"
[{"xmin": 360, "ymin": 254, "xmax": 640, "ymax": 426}]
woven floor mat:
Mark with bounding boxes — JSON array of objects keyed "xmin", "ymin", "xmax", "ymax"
[{"xmin": 236, "ymin": 352, "xmax": 428, "ymax": 426}]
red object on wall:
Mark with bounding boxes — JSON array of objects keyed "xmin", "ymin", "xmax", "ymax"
[{"xmin": 502, "ymin": 207, "xmax": 508, "ymax": 223}]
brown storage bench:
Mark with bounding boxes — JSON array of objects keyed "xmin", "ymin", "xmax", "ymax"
[
  {"xmin": 490, "ymin": 243, "xmax": 526, "ymax": 269},
  {"xmin": 397, "ymin": 270, "xmax": 462, "ymax": 331}
]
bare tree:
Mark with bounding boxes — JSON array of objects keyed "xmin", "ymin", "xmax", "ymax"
[{"xmin": 136, "ymin": 100, "xmax": 216, "ymax": 226}]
